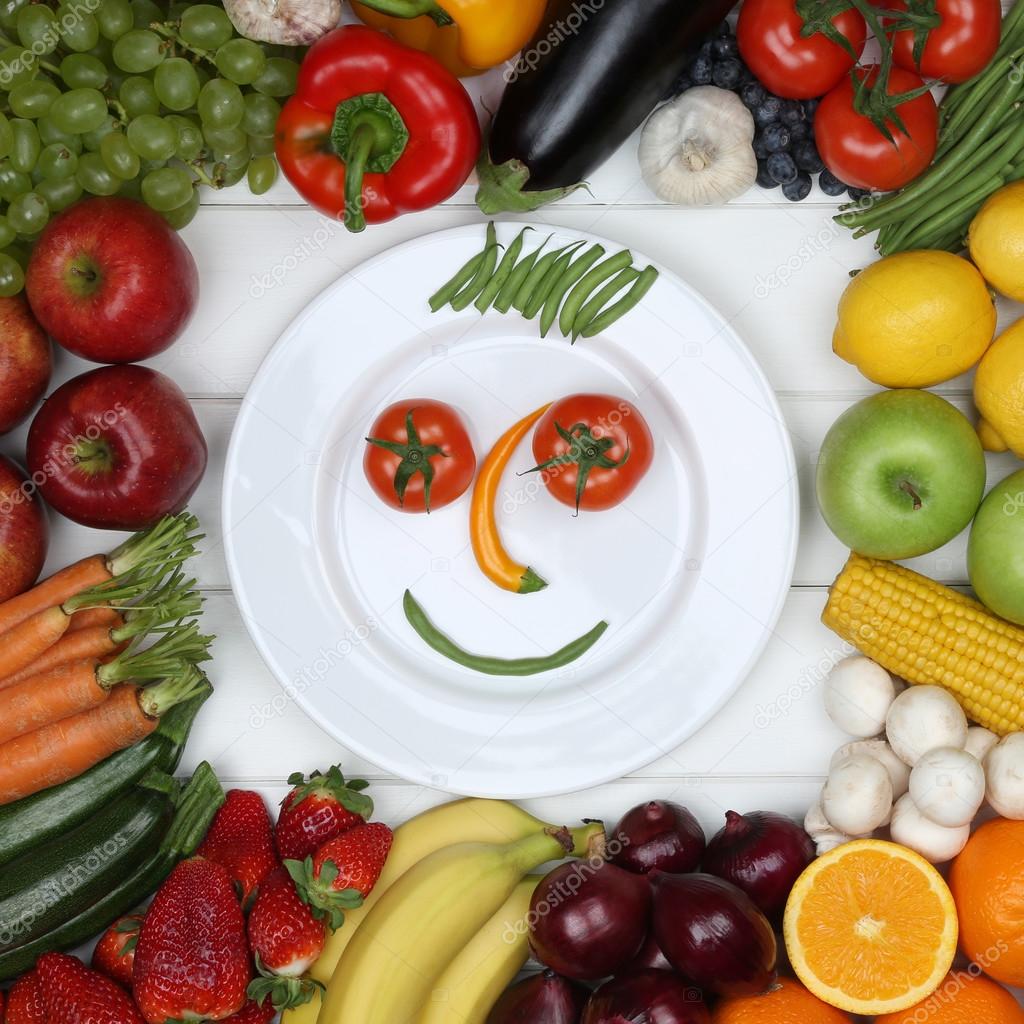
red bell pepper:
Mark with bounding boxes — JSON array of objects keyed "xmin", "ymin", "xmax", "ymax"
[{"xmin": 275, "ymin": 25, "xmax": 481, "ymax": 232}]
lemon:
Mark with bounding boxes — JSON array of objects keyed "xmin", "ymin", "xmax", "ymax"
[
  {"xmin": 974, "ymin": 317, "xmax": 1024, "ymax": 455},
  {"xmin": 833, "ymin": 250, "xmax": 995, "ymax": 387},
  {"xmin": 969, "ymin": 181, "xmax": 1024, "ymax": 301}
]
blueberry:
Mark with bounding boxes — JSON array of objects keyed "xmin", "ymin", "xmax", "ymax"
[
  {"xmin": 788, "ymin": 120, "xmax": 810, "ymax": 141},
  {"xmin": 762, "ymin": 122, "xmax": 791, "ymax": 152},
  {"xmin": 715, "ymin": 18, "xmax": 733, "ymax": 35},
  {"xmin": 756, "ymin": 160, "xmax": 779, "ymax": 189},
  {"xmin": 712, "ymin": 35, "xmax": 739, "ymax": 58},
  {"xmin": 779, "ymin": 100, "xmax": 805, "ymax": 129},
  {"xmin": 699, "ymin": 39, "xmax": 714, "ymax": 59},
  {"xmin": 691, "ymin": 55, "xmax": 713, "ymax": 85},
  {"xmin": 793, "ymin": 139, "xmax": 824, "ymax": 173},
  {"xmin": 766, "ymin": 151, "xmax": 798, "ymax": 184},
  {"xmin": 848, "ymin": 186, "xmax": 870, "ymax": 200},
  {"xmin": 818, "ymin": 168, "xmax": 848, "ymax": 196},
  {"xmin": 712, "ymin": 58, "xmax": 743, "ymax": 89},
  {"xmin": 753, "ymin": 132, "xmax": 769, "ymax": 159},
  {"xmin": 736, "ymin": 64, "xmax": 755, "ymax": 87},
  {"xmin": 782, "ymin": 172, "xmax": 813, "ymax": 201},
  {"xmin": 754, "ymin": 96, "xmax": 783, "ymax": 127},
  {"xmin": 741, "ymin": 81, "xmax": 766, "ymax": 108},
  {"xmin": 802, "ymin": 97, "xmax": 820, "ymax": 118}
]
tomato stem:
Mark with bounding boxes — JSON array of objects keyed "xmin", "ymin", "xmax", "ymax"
[{"xmin": 366, "ymin": 409, "xmax": 448, "ymax": 512}]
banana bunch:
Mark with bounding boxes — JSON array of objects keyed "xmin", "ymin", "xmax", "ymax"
[{"xmin": 282, "ymin": 798, "xmax": 605, "ymax": 1024}]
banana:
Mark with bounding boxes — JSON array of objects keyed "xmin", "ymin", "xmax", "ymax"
[
  {"xmin": 282, "ymin": 798, "xmax": 567, "ymax": 1024},
  {"xmin": 318, "ymin": 823, "xmax": 604, "ymax": 1024},
  {"xmin": 419, "ymin": 874, "xmax": 542, "ymax": 1024}
]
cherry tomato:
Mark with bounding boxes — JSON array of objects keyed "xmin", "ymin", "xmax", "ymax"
[
  {"xmin": 815, "ymin": 64, "xmax": 939, "ymax": 191},
  {"xmin": 888, "ymin": 0, "xmax": 1001, "ymax": 83},
  {"xmin": 737, "ymin": 0, "xmax": 867, "ymax": 99},
  {"xmin": 364, "ymin": 399, "xmax": 476, "ymax": 513},
  {"xmin": 529, "ymin": 394, "xmax": 654, "ymax": 513}
]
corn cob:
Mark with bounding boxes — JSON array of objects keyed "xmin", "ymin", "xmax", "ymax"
[{"xmin": 822, "ymin": 552, "xmax": 1024, "ymax": 735}]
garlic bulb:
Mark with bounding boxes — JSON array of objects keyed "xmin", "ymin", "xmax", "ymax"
[
  {"xmin": 638, "ymin": 86, "xmax": 757, "ymax": 207},
  {"xmin": 224, "ymin": 0, "xmax": 341, "ymax": 45}
]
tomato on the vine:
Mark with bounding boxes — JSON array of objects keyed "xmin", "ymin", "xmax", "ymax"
[
  {"xmin": 815, "ymin": 64, "xmax": 939, "ymax": 191},
  {"xmin": 888, "ymin": 0, "xmax": 1001, "ymax": 84},
  {"xmin": 737, "ymin": 0, "xmax": 867, "ymax": 100},
  {"xmin": 528, "ymin": 394, "xmax": 654, "ymax": 513},
  {"xmin": 364, "ymin": 399, "xmax": 476, "ymax": 513}
]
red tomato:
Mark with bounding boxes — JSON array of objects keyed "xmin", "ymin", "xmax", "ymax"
[
  {"xmin": 815, "ymin": 65, "xmax": 938, "ymax": 191},
  {"xmin": 364, "ymin": 399, "xmax": 475, "ymax": 513},
  {"xmin": 737, "ymin": 0, "xmax": 867, "ymax": 99},
  {"xmin": 889, "ymin": 0, "xmax": 1001, "ymax": 83},
  {"xmin": 530, "ymin": 394, "xmax": 654, "ymax": 513}
]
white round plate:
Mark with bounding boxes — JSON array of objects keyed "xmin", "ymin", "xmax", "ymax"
[{"xmin": 223, "ymin": 222, "xmax": 798, "ymax": 798}]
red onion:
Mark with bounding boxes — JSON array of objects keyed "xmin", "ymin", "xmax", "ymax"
[
  {"xmin": 650, "ymin": 872, "xmax": 776, "ymax": 997},
  {"xmin": 486, "ymin": 970, "xmax": 589, "ymax": 1024},
  {"xmin": 582, "ymin": 971, "xmax": 711, "ymax": 1024},
  {"xmin": 529, "ymin": 860, "xmax": 650, "ymax": 980},
  {"xmin": 702, "ymin": 810, "xmax": 815, "ymax": 924},
  {"xmin": 610, "ymin": 801, "xmax": 705, "ymax": 875},
  {"xmin": 625, "ymin": 931, "xmax": 674, "ymax": 972}
]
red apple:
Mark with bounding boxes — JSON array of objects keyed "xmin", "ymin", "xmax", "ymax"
[
  {"xmin": 0, "ymin": 294, "xmax": 51, "ymax": 434},
  {"xmin": 0, "ymin": 454, "xmax": 48, "ymax": 601},
  {"xmin": 26, "ymin": 365, "xmax": 207, "ymax": 530},
  {"xmin": 24, "ymin": 196, "xmax": 199, "ymax": 364}
]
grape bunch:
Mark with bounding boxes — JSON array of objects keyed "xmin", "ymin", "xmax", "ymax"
[{"xmin": 0, "ymin": 0, "xmax": 300, "ymax": 295}]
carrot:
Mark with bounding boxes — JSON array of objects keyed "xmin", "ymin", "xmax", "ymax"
[
  {"xmin": 0, "ymin": 605, "xmax": 74, "ymax": 680},
  {"xmin": 0, "ymin": 556, "xmax": 109, "ymax": 637},
  {"xmin": 0, "ymin": 661, "xmax": 110, "ymax": 745},
  {"xmin": 67, "ymin": 606, "xmax": 124, "ymax": 633},
  {"xmin": 0, "ymin": 627, "xmax": 126, "ymax": 691}
]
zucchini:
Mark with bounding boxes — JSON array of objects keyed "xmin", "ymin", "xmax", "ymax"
[
  {"xmin": 0, "ymin": 683, "xmax": 211, "ymax": 868},
  {"xmin": 0, "ymin": 762, "xmax": 224, "ymax": 981}
]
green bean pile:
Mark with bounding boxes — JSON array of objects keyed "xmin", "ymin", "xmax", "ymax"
[
  {"xmin": 430, "ymin": 223, "xmax": 659, "ymax": 341},
  {"xmin": 838, "ymin": 0, "xmax": 1024, "ymax": 256}
]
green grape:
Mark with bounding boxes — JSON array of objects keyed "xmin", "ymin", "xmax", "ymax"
[
  {"xmin": 36, "ymin": 173, "xmax": 82, "ymax": 210},
  {"xmin": 215, "ymin": 144, "xmax": 248, "ymax": 171},
  {"xmin": 9, "ymin": 118, "xmax": 39, "ymax": 173},
  {"xmin": 159, "ymin": 183, "xmax": 199, "ymax": 229},
  {"xmin": 75, "ymin": 150, "xmax": 120, "ymax": 194},
  {"xmin": 6, "ymin": 191, "xmax": 48, "ymax": 234},
  {"xmin": 96, "ymin": 0, "xmax": 132, "ymax": 40},
  {"xmin": 0, "ymin": 215, "xmax": 14, "ymax": 248},
  {"xmin": 166, "ymin": 0, "xmax": 190, "ymax": 17},
  {"xmin": 60, "ymin": 53, "xmax": 109, "ymax": 90},
  {"xmin": 217, "ymin": 160, "xmax": 245, "ymax": 187},
  {"xmin": 214, "ymin": 38, "xmax": 265, "ymax": 86},
  {"xmin": 194, "ymin": 63, "xmax": 210, "ymax": 88},
  {"xmin": 141, "ymin": 165, "xmax": 191, "ymax": 210},
  {"xmin": 0, "ymin": 47, "xmax": 39, "ymax": 89},
  {"xmin": 153, "ymin": 57, "xmax": 199, "ymax": 111},
  {"xmin": 86, "ymin": 36, "xmax": 114, "ymax": 64},
  {"xmin": 112, "ymin": 29, "xmax": 163, "ymax": 72},
  {"xmin": 242, "ymin": 93, "xmax": 279, "ymax": 138},
  {"xmin": 252, "ymin": 56, "xmax": 298, "ymax": 98},
  {"xmin": 168, "ymin": 114, "xmax": 203, "ymax": 160},
  {"xmin": 81, "ymin": 113, "xmax": 116, "ymax": 150},
  {"xmin": 0, "ymin": 114, "xmax": 11, "ymax": 160},
  {"xmin": 179, "ymin": 4, "xmax": 232, "ymax": 49},
  {"xmin": 118, "ymin": 74, "xmax": 159, "ymax": 116},
  {"xmin": 247, "ymin": 133, "xmax": 274, "ymax": 157},
  {"xmin": 36, "ymin": 141, "xmax": 77, "ymax": 179},
  {"xmin": 247, "ymin": 154, "xmax": 275, "ymax": 196},
  {"xmin": 38, "ymin": 116, "xmax": 83, "ymax": 153},
  {"xmin": 126, "ymin": 113, "xmax": 176, "ymax": 160},
  {"xmin": 10, "ymin": 79, "xmax": 60, "ymax": 119},
  {"xmin": 49, "ymin": 88, "xmax": 108, "ymax": 134},
  {"xmin": 130, "ymin": 0, "xmax": 161, "ymax": 29},
  {"xmin": 0, "ymin": 0, "xmax": 27, "ymax": 31},
  {"xmin": 0, "ymin": 252, "xmax": 25, "ymax": 296},
  {"xmin": 16, "ymin": 5, "xmax": 58, "ymax": 54},
  {"xmin": 202, "ymin": 124, "xmax": 244, "ymax": 152},
  {"xmin": 99, "ymin": 129, "xmax": 138, "ymax": 178},
  {"xmin": 197, "ymin": 78, "xmax": 244, "ymax": 129},
  {"xmin": 0, "ymin": 159, "xmax": 30, "ymax": 201},
  {"xmin": 57, "ymin": 5, "xmax": 100, "ymax": 52}
]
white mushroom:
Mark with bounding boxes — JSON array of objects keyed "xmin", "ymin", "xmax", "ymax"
[
  {"xmin": 824, "ymin": 656, "xmax": 897, "ymax": 738},
  {"xmin": 985, "ymin": 733, "xmax": 1024, "ymax": 819},
  {"xmin": 908, "ymin": 746, "xmax": 985, "ymax": 827},
  {"xmin": 804, "ymin": 799, "xmax": 854, "ymax": 855},
  {"xmin": 885, "ymin": 686, "xmax": 968, "ymax": 766},
  {"xmin": 831, "ymin": 739, "xmax": 911, "ymax": 800},
  {"xmin": 964, "ymin": 725, "xmax": 999, "ymax": 763},
  {"xmin": 223, "ymin": 0, "xmax": 341, "ymax": 44},
  {"xmin": 889, "ymin": 793, "xmax": 970, "ymax": 863},
  {"xmin": 822, "ymin": 753, "xmax": 894, "ymax": 836},
  {"xmin": 638, "ymin": 87, "xmax": 756, "ymax": 206}
]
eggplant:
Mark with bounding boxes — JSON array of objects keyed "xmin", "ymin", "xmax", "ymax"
[{"xmin": 476, "ymin": 0, "xmax": 739, "ymax": 214}]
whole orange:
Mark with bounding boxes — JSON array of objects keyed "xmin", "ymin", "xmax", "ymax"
[
  {"xmin": 950, "ymin": 818, "xmax": 1024, "ymax": 987},
  {"xmin": 711, "ymin": 976, "xmax": 852, "ymax": 1023},
  {"xmin": 874, "ymin": 970, "xmax": 1024, "ymax": 1023}
]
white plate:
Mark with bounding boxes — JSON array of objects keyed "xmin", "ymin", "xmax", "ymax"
[{"xmin": 223, "ymin": 222, "xmax": 798, "ymax": 798}]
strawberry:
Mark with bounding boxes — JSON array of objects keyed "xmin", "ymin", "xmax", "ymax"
[
  {"xmin": 133, "ymin": 857, "xmax": 252, "ymax": 1024},
  {"xmin": 36, "ymin": 953, "xmax": 143, "ymax": 1024},
  {"xmin": 198, "ymin": 789, "xmax": 279, "ymax": 906},
  {"xmin": 246, "ymin": 867, "xmax": 327, "ymax": 1010},
  {"xmin": 285, "ymin": 822, "xmax": 393, "ymax": 926},
  {"xmin": 223, "ymin": 997, "xmax": 275, "ymax": 1024},
  {"xmin": 91, "ymin": 913, "xmax": 143, "ymax": 989},
  {"xmin": 5, "ymin": 969, "xmax": 45, "ymax": 1024},
  {"xmin": 275, "ymin": 765, "xmax": 373, "ymax": 862}
]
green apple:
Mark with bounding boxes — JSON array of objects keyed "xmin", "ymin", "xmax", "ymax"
[
  {"xmin": 816, "ymin": 389, "xmax": 986, "ymax": 559},
  {"xmin": 968, "ymin": 468, "xmax": 1024, "ymax": 624}
]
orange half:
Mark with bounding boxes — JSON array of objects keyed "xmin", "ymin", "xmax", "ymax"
[{"xmin": 783, "ymin": 839, "xmax": 958, "ymax": 1015}]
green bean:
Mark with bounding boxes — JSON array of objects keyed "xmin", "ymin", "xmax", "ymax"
[
  {"xmin": 402, "ymin": 590, "xmax": 609, "ymax": 676},
  {"xmin": 539, "ymin": 244, "xmax": 605, "ymax": 338},
  {"xmin": 514, "ymin": 241, "xmax": 583, "ymax": 313},
  {"xmin": 571, "ymin": 268, "xmax": 639, "ymax": 339},
  {"xmin": 450, "ymin": 222, "xmax": 500, "ymax": 312},
  {"xmin": 519, "ymin": 242, "xmax": 585, "ymax": 317},
  {"xmin": 559, "ymin": 250, "xmax": 634, "ymax": 337},
  {"xmin": 580, "ymin": 266, "xmax": 660, "ymax": 339},
  {"xmin": 938, "ymin": 53, "xmax": 1024, "ymax": 158},
  {"xmin": 474, "ymin": 227, "xmax": 531, "ymax": 314},
  {"xmin": 429, "ymin": 252, "xmax": 484, "ymax": 312},
  {"xmin": 494, "ymin": 235, "xmax": 550, "ymax": 314}
]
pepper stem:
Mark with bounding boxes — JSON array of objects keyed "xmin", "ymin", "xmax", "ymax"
[{"xmin": 352, "ymin": 0, "xmax": 453, "ymax": 25}]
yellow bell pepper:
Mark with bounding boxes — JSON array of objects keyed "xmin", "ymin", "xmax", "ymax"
[{"xmin": 350, "ymin": 0, "xmax": 546, "ymax": 77}]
